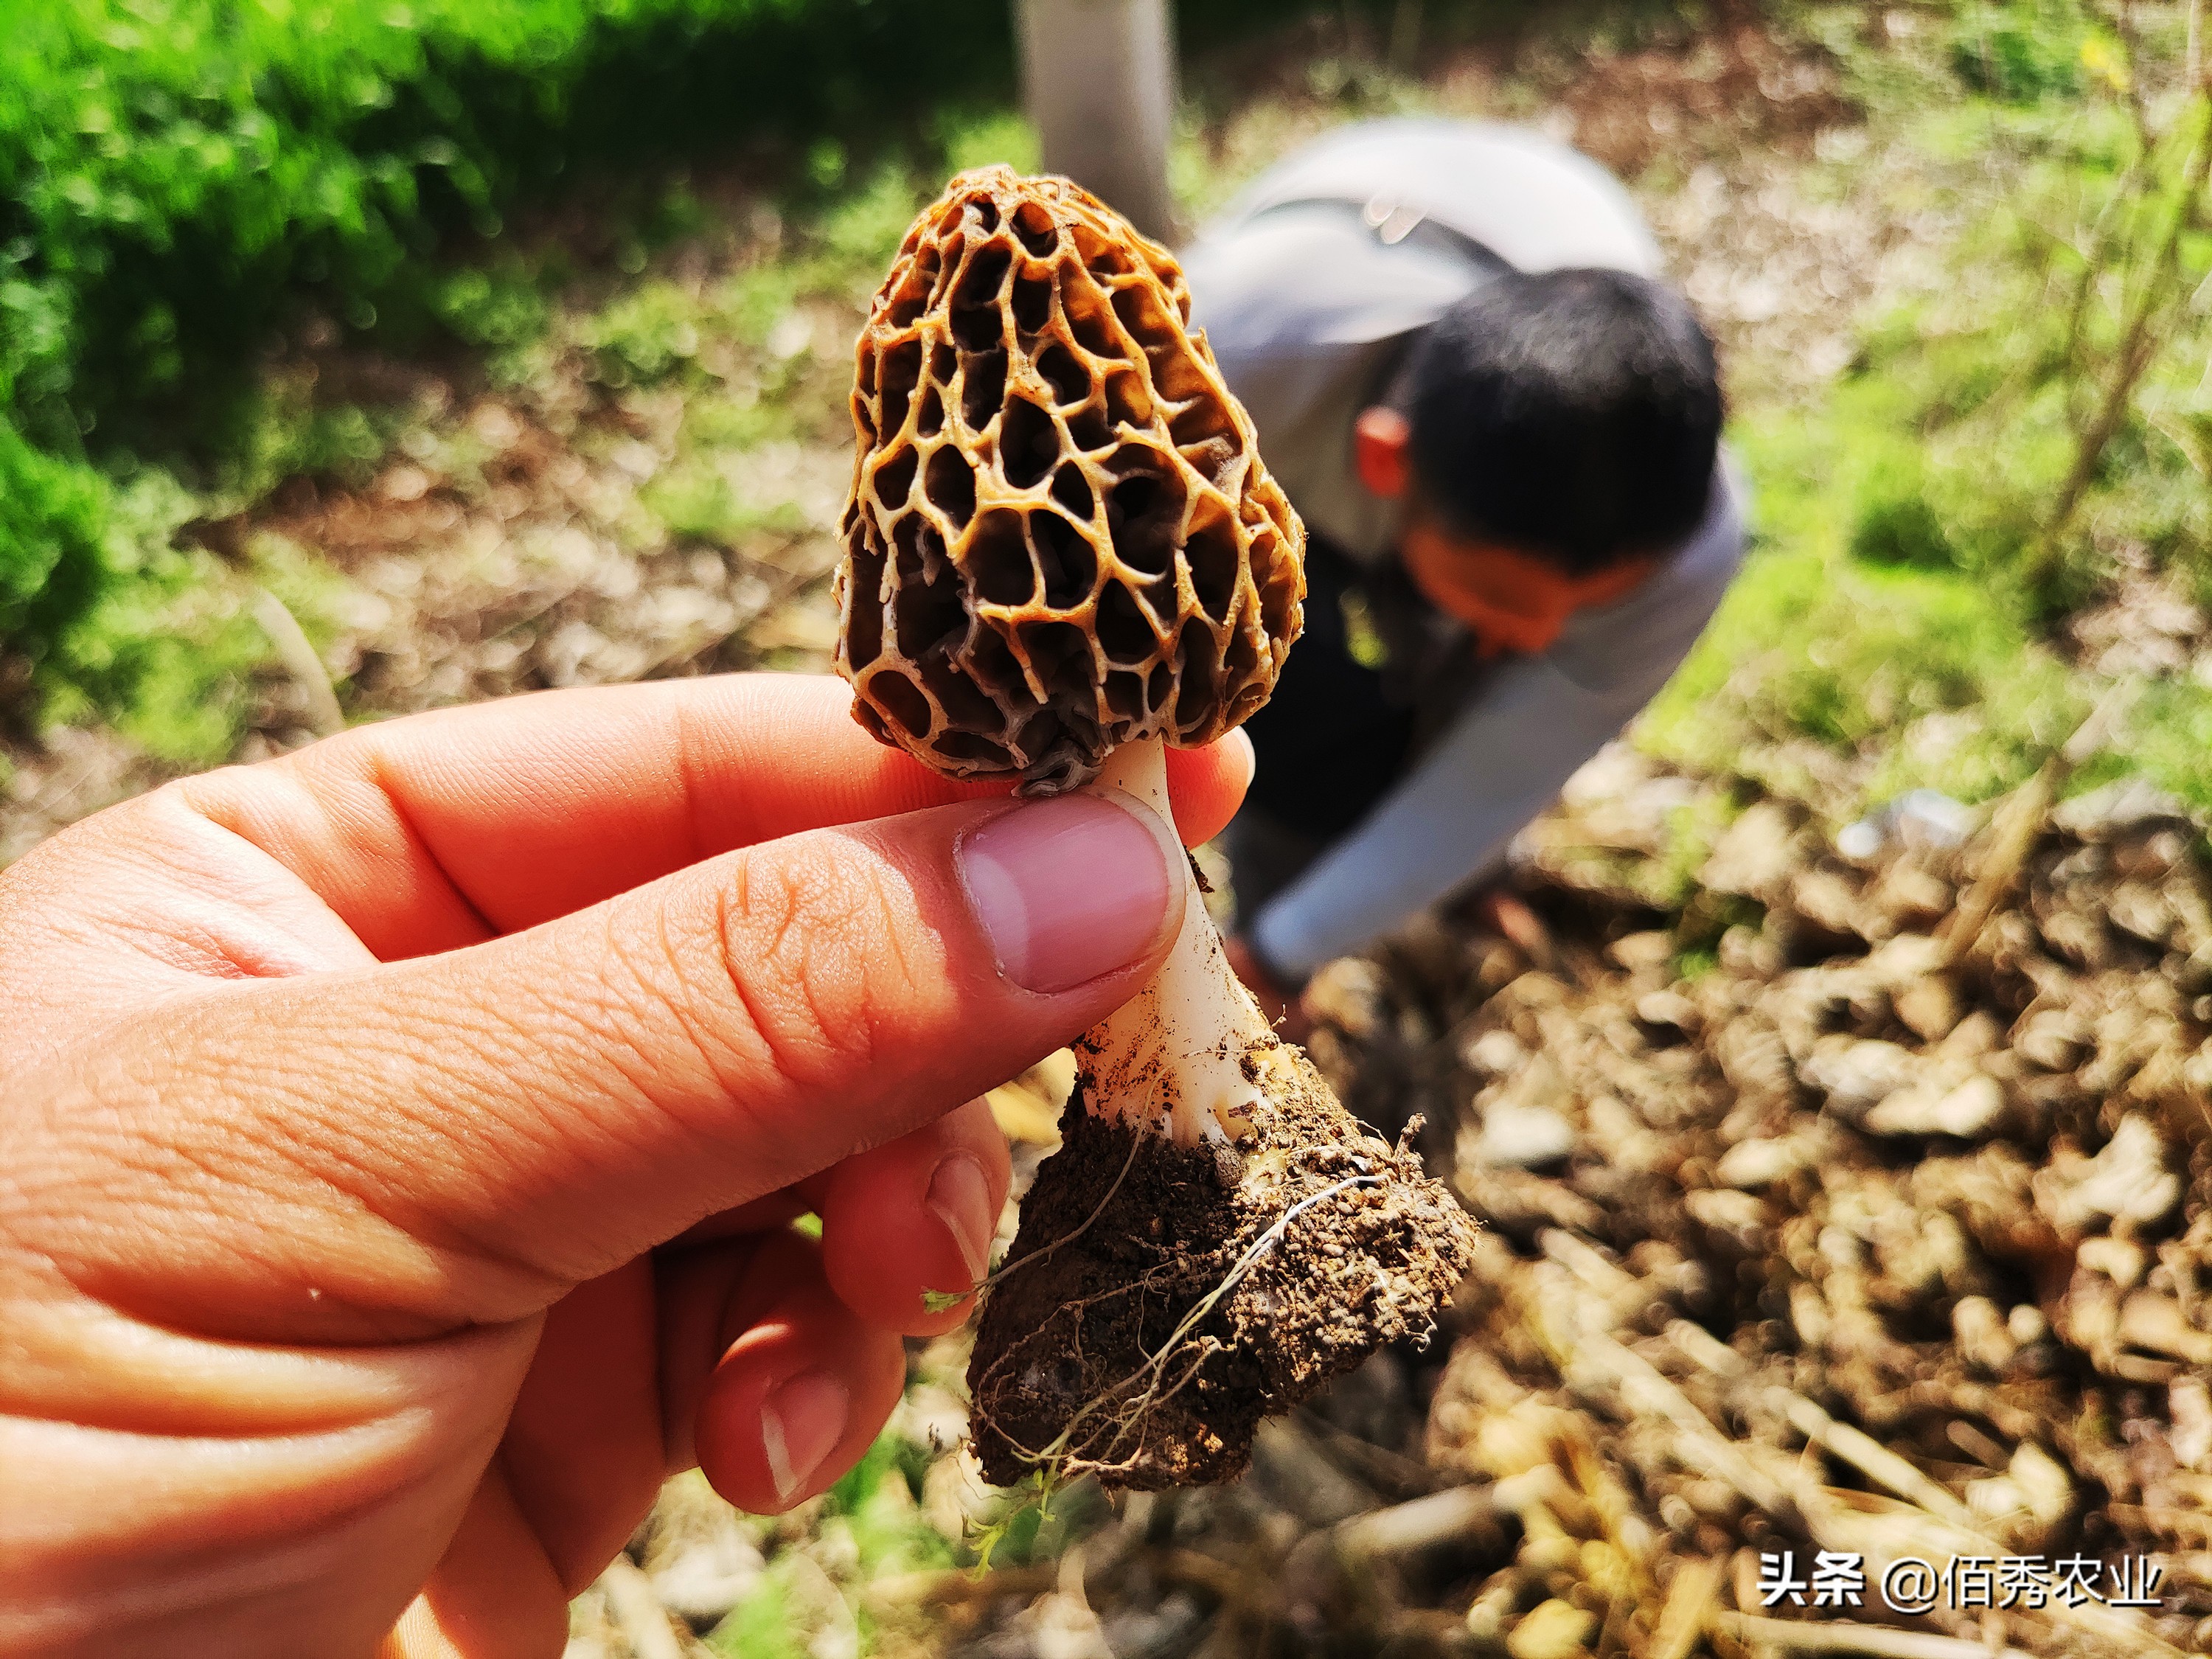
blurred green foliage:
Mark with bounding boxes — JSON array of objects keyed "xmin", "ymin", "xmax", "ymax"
[
  {"xmin": 0, "ymin": 0, "xmax": 1437, "ymax": 735},
  {"xmin": 0, "ymin": 0, "xmax": 1040, "ymax": 419},
  {"xmin": 0, "ymin": 0, "xmax": 1016, "ymax": 717},
  {"xmin": 696, "ymin": 1422, "xmax": 1109, "ymax": 1656},
  {"xmin": 705, "ymin": 1434, "xmax": 951, "ymax": 1657},
  {"xmin": 1949, "ymin": 0, "xmax": 2090, "ymax": 101},
  {"xmin": 1651, "ymin": 0, "xmax": 2212, "ymax": 813},
  {"xmin": 10, "ymin": 0, "xmax": 2212, "ymax": 815}
]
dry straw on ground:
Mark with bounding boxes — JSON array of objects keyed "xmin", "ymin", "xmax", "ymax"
[{"xmin": 594, "ymin": 737, "xmax": 2212, "ymax": 1659}]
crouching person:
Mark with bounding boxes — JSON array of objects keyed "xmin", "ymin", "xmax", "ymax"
[{"xmin": 1178, "ymin": 118, "xmax": 1744, "ymax": 1021}]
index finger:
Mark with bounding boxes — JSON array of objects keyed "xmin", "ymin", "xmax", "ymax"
[{"xmin": 185, "ymin": 672, "xmax": 1252, "ymax": 959}]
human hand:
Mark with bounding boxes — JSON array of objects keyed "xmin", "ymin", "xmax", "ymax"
[{"xmin": 0, "ymin": 672, "xmax": 1248, "ymax": 1659}]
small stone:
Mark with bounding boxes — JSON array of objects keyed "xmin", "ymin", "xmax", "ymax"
[
  {"xmin": 1790, "ymin": 1281, "xmax": 1832, "ymax": 1349},
  {"xmin": 1891, "ymin": 973, "xmax": 1961, "ymax": 1043},
  {"xmin": 1834, "ymin": 818, "xmax": 1882, "ymax": 863},
  {"xmin": 1837, "ymin": 790, "xmax": 1972, "ymax": 860},
  {"xmin": 1506, "ymin": 1598, "xmax": 1596, "ymax": 1659},
  {"xmin": 1475, "ymin": 1102, "xmax": 1576, "ymax": 1170},
  {"xmin": 1790, "ymin": 867, "xmax": 1875, "ymax": 939},
  {"xmin": 1718, "ymin": 922, "xmax": 1781, "ymax": 976},
  {"xmin": 1715, "ymin": 1137, "xmax": 1807, "ymax": 1189},
  {"xmin": 1800, "ymin": 1035, "xmax": 1919, "ymax": 1117},
  {"xmin": 1931, "ymin": 1008, "xmax": 2001, "ymax": 1062},
  {"xmin": 1305, "ymin": 958, "xmax": 1390, "ymax": 1040},
  {"xmin": 1465, "ymin": 1583, "xmax": 1517, "ymax": 1641},
  {"xmin": 378, "ymin": 462, "xmax": 433, "ymax": 504},
  {"xmin": 1701, "ymin": 801, "xmax": 1800, "ymax": 899},
  {"xmin": 649, "ymin": 1528, "xmax": 765, "ymax": 1627},
  {"xmin": 922, "ymin": 1447, "xmax": 996, "ymax": 1540},
  {"xmin": 1685, "ymin": 1188, "xmax": 1770, "ymax": 1234},
  {"xmin": 2076, "ymin": 1235, "xmax": 2146, "ymax": 1290},
  {"xmin": 2107, "ymin": 880, "xmax": 2175, "ymax": 947},
  {"xmin": 468, "ymin": 400, "xmax": 524, "ymax": 448},
  {"xmin": 895, "ymin": 1382, "xmax": 971, "ymax": 1453},
  {"xmin": 2177, "ymin": 942, "xmax": 2212, "ymax": 995},
  {"xmin": 1858, "ymin": 929, "xmax": 1947, "ymax": 982},
  {"xmin": 1952, "ymin": 1295, "xmax": 2017, "ymax": 1372},
  {"xmin": 2120, "ymin": 1292, "xmax": 2212, "ymax": 1364},
  {"xmin": 2120, "ymin": 827, "xmax": 2189, "ymax": 880},
  {"xmin": 2039, "ymin": 909, "xmax": 2112, "ymax": 971},
  {"xmin": 2053, "ymin": 777, "xmax": 2193, "ymax": 840},
  {"xmin": 2015, "ymin": 1011, "xmax": 2087, "ymax": 1072},
  {"xmin": 1864, "ymin": 1072, "xmax": 2005, "ymax": 1138},
  {"xmin": 2185, "ymin": 1043, "xmax": 2212, "ymax": 1096},
  {"xmin": 1872, "ymin": 860, "xmax": 1954, "ymax": 928},
  {"xmin": 2008, "ymin": 1304, "xmax": 2048, "ymax": 1345},
  {"xmin": 2014, "ymin": 1442, "xmax": 2073, "ymax": 1523},
  {"xmin": 2034, "ymin": 1115, "xmax": 2183, "ymax": 1238},
  {"xmin": 2171, "ymin": 1378, "xmax": 2212, "ymax": 1469},
  {"xmin": 747, "ymin": 605, "xmax": 839, "ymax": 654},
  {"xmin": 1889, "ymin": 787, "xmax": 1975, "ymax": 847},
  {"xmin": 1463, "ymin": 1029, "xmax": 1530, "ymax": 1076},
  {"xmin": 1607, "ymin": 930, "xmax": 1676, "ymax": 973},
  {"xmin": 1635, "ymin": 989, "xmax": 1700, "ymax": 1032}
]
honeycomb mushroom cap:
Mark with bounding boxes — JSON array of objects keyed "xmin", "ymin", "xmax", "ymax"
[{"xmin": 835, "ymin": 166, "xmax": 1306, "ymax": 793}]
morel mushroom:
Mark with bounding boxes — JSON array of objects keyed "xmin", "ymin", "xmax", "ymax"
[{"xmin": 835, "ymin": 167, "xmax": 1478, "ymax": 1489}]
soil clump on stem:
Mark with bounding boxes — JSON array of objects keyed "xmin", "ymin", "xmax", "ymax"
[{"xmin": 970, "ymin": 1042, "xmax": 1475, "ymax": 1490}]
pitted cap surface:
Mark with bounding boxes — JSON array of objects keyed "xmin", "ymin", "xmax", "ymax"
[{"xmin": 835, "ymin": 167, "xmax": 1306, "ymax": 793}]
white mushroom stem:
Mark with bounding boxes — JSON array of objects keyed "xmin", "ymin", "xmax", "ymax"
[{"xmin": 1076, "ymin": 736, "xmax": 1292, "ymax": 1146}]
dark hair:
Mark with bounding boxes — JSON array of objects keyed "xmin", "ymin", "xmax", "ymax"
[{"xmin": 1401, "ymin": 267, "xmax": 1723, "ymax": 576}]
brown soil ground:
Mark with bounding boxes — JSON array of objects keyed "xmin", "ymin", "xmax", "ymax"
[{"xmin": 863, "ymin": 745, "xmax": 2212, "ymax": 1659}]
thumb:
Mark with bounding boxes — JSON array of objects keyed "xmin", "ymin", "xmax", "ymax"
[{"xmin": 36, "ymin": 790, "xmax": 1182, "ymax": 1333}]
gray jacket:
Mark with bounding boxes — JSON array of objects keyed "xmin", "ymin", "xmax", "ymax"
[{"xmin": 1179, "ymin": 119, "xmax": 1745, "ymax": 978}]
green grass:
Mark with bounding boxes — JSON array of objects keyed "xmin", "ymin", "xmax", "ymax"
[
  {"xmin": 18, "ymin": 0, "xmax": 2212, "ymax": 827},
  {"xmin": 0, "ymin": 0, "xmax": 1125, "ymax": 735},
  {"xmin": 1645, "ymin": 398, "xmax": 2091, "ymax": 806},
  {"xmin": 1, "ymin": 91, "xmax": 1037, "ymax": 762},
  {"xmin": 0, "ymin": 0, "xmax": 1438, "ymax": 737},
  {"xmin": 0, "ymin": 0, "xmax": 1005, "ymax": 723},
  {"xmin": 1644, "ymin": 0, "xmax": 2212, "ymax": 817},
  {"xmin": 703, "ymin": 1427, "xmax": 959, "ymax": 1657}
]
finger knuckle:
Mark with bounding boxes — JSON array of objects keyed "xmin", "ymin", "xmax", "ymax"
[{"xmin": 700, "ymin": 843, "xmax": 925, "ymax": 1096}]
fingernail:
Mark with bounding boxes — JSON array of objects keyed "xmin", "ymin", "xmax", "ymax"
[
  {"xmin": 927, "ymin": 1152, "xmax": 994, "ymax": 1289},
  {"xmin": 1222, "ymin": 727, "xmax": 1256, "ymax": 793},
  {"xmin": 762, "ymin": 1369, "xmax": 849, "ymax": 1506},
  {"xmin": 956, "ymin": 793, "xmax": 1178, "ymax": 993}
]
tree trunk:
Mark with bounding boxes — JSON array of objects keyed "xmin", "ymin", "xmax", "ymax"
[{"xmin": 1016, "ymin": 0, "xmax": 1178, "ymax": 243}]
